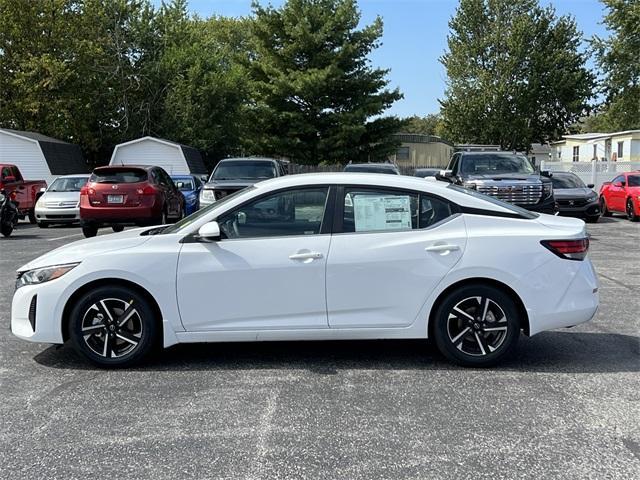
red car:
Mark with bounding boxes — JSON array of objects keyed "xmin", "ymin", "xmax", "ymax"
[
  {"xmin": 599, "ymin": 171, "xmax": 640, "ymax": 221},
  {"xmin": 80, "ymin": 165, "xmax": 185, "ymax": 237}
]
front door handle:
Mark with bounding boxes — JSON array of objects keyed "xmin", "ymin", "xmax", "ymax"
[
  {"xmin": 425, "ymin": 244, "xmax": 460, "ymax": 253},
  {"xmin": 289, "ymin": 252, "xmax": 323, "ymax": 261}
]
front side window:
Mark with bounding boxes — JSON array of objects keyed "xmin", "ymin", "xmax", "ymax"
[
  {"xmin": 218, "ymin": 188, "xmax": 328, "ymax": 239},
  {"xmin": 343, "ymin": 188, "xmax": 453, "ymax": 233}
]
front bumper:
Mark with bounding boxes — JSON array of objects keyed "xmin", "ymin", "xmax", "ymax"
[
  {"xmin": 12, "ymin": 282, "xmax": 65, "ymax": 344},
  {"xmin": 35, "ymin": 206, "xmax": 80, "ymax": 223},
  {"xmin": 557, "ymin": 200, "xmax": 601, "ymax": 218}
]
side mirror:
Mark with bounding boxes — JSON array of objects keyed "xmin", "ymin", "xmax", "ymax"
[
  {"xmin": 197, "ymin": 221, "xmax": 221, "ymax": 241},
  {"xmin": 587, "ymin": 183, "xmax": 595, "ymax": 189},
  {"xmin": 3, "ymin": 175, "xmax": 16, "ymax": 183},
  {"xmin": 40, "ymin": 187, "xmax": 47, "ymax": 193},
  {"xmin": 435, "ymin": 170, "xmax": 454, "ymax": 183}
]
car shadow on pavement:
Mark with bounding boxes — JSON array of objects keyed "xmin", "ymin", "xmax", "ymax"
[{"xmin": 34, "ymin": 331, "xmax": 639, "ymax": 374}]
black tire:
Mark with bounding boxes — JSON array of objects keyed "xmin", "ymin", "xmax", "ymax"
[
  {"xmin": 82, "ymin": 225, "xmax": 98, "ymax": 238},
  {"xmin": 28, "ymin": 210, "xmax": 36, "ymax": 224},
  {"xmin": 112, "ymin": 225, "xmax": 125, "ymax": 233},
  {"xmin": 37, "ymin": 221, "xmax": 49, "ymax": 228},
  {"xmin": 627, "ymin": 199, "xmax": 639, "ymax": 222},
  {"xmin": 433, "ymin": 284, "xmax": 520, "ymax": 367},
  {"xmin": 585, "ymin": 215, "xmax": 600, "ymax": 224},
  {"xmin": 600, "ymin": 197, "xmax": 612, "ymax": 217},
  {"xmin": 0, "ymin": 223, "xmax": 13, "ymax": 237},
  {"xmin": 68, "ymin": 285, "xmax": 158, "ymax": 367}
]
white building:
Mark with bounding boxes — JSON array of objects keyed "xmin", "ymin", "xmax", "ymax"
[
  {"xmin": 110, "ymin": 136, "xmax": 207, "ymax": 175},
  {"xmin": 0, "ymin": 128, "xmax": 87, "ymax": 184},
  {"xmin": 552, "ymin": 130, "xmax": 640, "ymax": 162}
]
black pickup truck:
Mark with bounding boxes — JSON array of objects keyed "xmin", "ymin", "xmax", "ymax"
[{"xmin": 438, "ymin": 151, "xmax": 556, "ymax": 214}]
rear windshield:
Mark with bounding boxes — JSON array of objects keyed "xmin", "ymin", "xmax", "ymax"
[
  {"xmin": 344, "ymin": 165, "xmax": 399, "ymax": 174},
  {"xmin": 447, "ymin": 184, "xmax": 539, "ymax": 219},
  {"xmin": 551, "ymin": 174, "xmax": 585, "ymax": 189},
  {"xmin": 460, "ymin": 154, "xmax": 534, "ymax": 175},
  {"xmin": 91, "ymin": 168, "xmax": 147, "ymax": 184},
  {"xmin": 212, "ymin": 161, "xmax": 276, "ymax": 180},
  {"xmin": 48, "ymin": 176, "xmax": 89, "ymax": 192}
]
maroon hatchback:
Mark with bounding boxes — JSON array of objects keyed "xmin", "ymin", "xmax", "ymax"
[{"xmin": 80, "ymin": 165, "xmax": 185, "ymax": 237}]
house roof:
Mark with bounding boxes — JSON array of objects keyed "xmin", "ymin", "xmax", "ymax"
[
  {"xmin": 563, "ymin": 130, "xmax": 640, "ymax": 141},
  {"xmin": 0, "ymin": 128, "xmax": 72, "ymax": 144}
]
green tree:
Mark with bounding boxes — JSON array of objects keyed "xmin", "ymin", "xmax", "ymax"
[
  {"xmin": 247, "ymin": 0, "xmax": 403, "ymax": 164},
  {"xmin": 400, "ymin": 114, "xmax": 445, "ymax": 137},
  {"xmin": 592, "ymin": 0, "xmax": 640, "ymax": 131},
  {"xmin": 439, "ymin": 0, "xmax": 594, "ymax": 150}
]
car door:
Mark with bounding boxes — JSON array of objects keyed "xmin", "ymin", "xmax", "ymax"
[
  {"xmin": 176, "ymin": 186, "xmax": 333, "ymax": 331},
  {"xmin": 609, "ymin": 175, "xmax": 625, "ymax": 211},
  {"xmin": 326, "ymin": 186, "xmax": 466, "ymax": 329},
  {"xmin": 157, "ymin": 168, "xmax": 181, "ymax": 216}
]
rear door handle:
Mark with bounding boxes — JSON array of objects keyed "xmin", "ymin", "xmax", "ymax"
[
  {"xmin": 289, "ymin": 252, "xmax": 323, "ymax": 260},
  {"xmin": 425, "ymin": 244, "xmax": 460, "ymax": 253}
]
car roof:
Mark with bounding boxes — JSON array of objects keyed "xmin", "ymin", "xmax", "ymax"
[
  {"xmin": 459, "ymin": 151, "xmax": 523, "ymax": 157},
  {"xmin": 94, "ymin": 165, "xmax": 155, "ymax": 171},
  {"xmin": 346, "ymin": 163, "xmax": 397, "ymax": 168},
  {"xmin": 217, "ymin": 157, "xmax": 278, "ymax": 163},
  {"xmin": 54, "ymin": 174, "xmax": 91, "ymax": 178}
]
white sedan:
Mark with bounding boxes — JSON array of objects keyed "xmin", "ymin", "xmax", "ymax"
[{"xmin": 12, "ymin": 173, "xmax": 599, "ymax": 367}]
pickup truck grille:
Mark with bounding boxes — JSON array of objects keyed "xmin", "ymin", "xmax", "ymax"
[{"xmin": 477, "ymin": 185, "xmax": 543, "ymax": 205}]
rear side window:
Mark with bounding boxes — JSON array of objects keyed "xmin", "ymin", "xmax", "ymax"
[
  {"xmin": 91, "ymin": 168, "xmax": 148, "ymax": 184},
  {"xmin": 343, "ymin": 188, "xmax": 453, "ymax": 233}
]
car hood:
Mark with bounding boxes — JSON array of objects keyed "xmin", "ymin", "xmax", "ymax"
[
  {"xmin": 203, "ymin": 179, "xmax": 260, "ymax": 190},
  {"xmin": 40, "ymin": 191, "xmax": 80, "ymax": 203},
  {"xmin": 554, "ymin": 188, "xmax": 596, "ymax": 199},
  {"xmin": 18, "ymin": 228, "xmax": 153, "ymax": 272}
]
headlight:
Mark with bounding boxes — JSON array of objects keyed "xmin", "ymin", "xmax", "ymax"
[
  {"xmin": 200, "ymin": 189, "xmax": 214, "ymax": 201},
  {"xmin": 543, "ymin": 183, "xmax": 553, "ymax": 198},
  {"xmin": 15, "ymin": 263, "xmax": 79, "ymax": 289},
  {"xmin": 588, "ymin": 192, "xmax": 598, "ymax": 201}
]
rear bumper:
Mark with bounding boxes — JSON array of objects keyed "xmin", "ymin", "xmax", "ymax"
[{"xmin": 80, "ymin": 205, "xmax": 159, "ymax": 225}]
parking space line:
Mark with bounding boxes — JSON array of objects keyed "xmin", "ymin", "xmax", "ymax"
[{"xmin": 47, "ymin": 233, "xmax": 82, "ymax": 242}]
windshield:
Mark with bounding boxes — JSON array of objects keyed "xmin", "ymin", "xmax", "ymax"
[
  {"xmin": 161, "ymin": 186, "xmax": 255, "ymax": 234},
  {"xmin": 172, "ymin": 177, "xmax": 195, "ymax": 191},
  {"xmin": 91, "ymin": 168, "xmax": 147, "ymax": 184},
  {"xmin": 447, "ymin": 184, "xmax": 539, "ymax": 219},
  {"xmin": 212, "ymin": 161, "xmax": 276, "ymax": 180},
  {"xmin": 460, "ymin": 154, "xmax": 534, "ymax": 175},
  {"xmin": 551, "ymin": 174, "xmax": 585, "ymax": 189},
  {"xmin": 344, "ymin": 165, "xmax": 399, "ymax": 174},
  {"xmin": 628, "ymin": 175, "xmax": 640, "ymax": 187},
  {"xmin": 48, "ymin": 176, "xmax": 88, "ymax": 192}
]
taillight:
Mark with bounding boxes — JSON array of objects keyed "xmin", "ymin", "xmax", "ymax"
[
  {"xmin": 138, "ymin": 185, "xmax": 157, "ymax": 195},
  {"xmin": 80, "ymin": 186, "xmax": 95, "ymax": 196},
  {"xmin": 541, "ymin": 238, "xmax": 589, "ymax": 261}
]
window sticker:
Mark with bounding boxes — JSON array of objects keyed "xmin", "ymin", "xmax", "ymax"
[{"xmin": 353, "ymin": 194, "xmax": 412, "ymax": 231}]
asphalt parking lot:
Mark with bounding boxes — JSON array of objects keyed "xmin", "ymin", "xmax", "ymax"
[{"xmin": 0, "ymin": 218, "xmax": 638, "ymax": 480}]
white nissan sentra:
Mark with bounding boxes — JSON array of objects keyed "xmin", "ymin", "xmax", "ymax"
[{"xmin": 11, "ymin": 173, "xmax": 598, "ymax": 367}]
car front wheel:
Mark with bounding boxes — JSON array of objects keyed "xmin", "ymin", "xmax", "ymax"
[
  {"xmin": 600, "ymin": 197, "xmax": 612, "ymax": 217},
  {"xmin": 433, "ymin": 284, "xmax": 520, "ymax": 367},
  {"xmin": 68, "ymin": 286, "xmax": 158, "ymax": 367}
]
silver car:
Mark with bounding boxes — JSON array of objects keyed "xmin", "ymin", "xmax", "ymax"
[{"xmin": 34, "ymin": 174, "xmax": 90, "ymax": 228}]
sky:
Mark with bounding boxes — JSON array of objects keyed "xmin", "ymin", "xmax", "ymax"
[{"xmin": 158, "ymin": 0, "xmax": 610, "ymax": 118}]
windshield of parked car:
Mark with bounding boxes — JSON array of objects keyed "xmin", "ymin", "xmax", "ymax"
[
  {"xmin": 447, "ymin": 184, "xmax": 539, "ymax": 219},
  {"xmin": 628, "ymin": 175, "xmax": 640, "ymax": 187},
  {"xmin": 91, "ymin": 168, "xmax": 147, "ymax": 184},
  {"xmin": 48, "ymin": 177, "xmax": 88, "ymax": 192},
  {"xmin": 161, "ymin": 186, "xmax": 256, "ymax": 235},
  {"xmin": 344, "ymin": 165, "xmax": 399, "ymax": 174},
  {"xmin": 212, "ymin": 161, "xmax": 276, "ymax": 180},
  {"xmin": 172, "ymin": 177, "xmax": 195, "ymax": 191},
  {"xmin": 551, "ymin": 174, "xmax": 585, "ymax": 189},
  {"xmin": 460, "ymin": 154, "xmax": 535, "ymax": 175}
]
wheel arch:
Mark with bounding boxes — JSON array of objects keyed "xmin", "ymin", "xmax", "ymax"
[
  {"xmin": 427, "ymin": 277, "xmax": 530, "ymax": 338},
  {"xmin": 61, "ymin": 278, "xmax": 163, "ymax": 343}
]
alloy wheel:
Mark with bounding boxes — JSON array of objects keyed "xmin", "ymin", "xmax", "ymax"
[
  {"xmin": 446, "ymin": 296, "xmax": 508, "ymax": 356},
  {"xmin": 81, "ymin": 298, "xmax": 143, "ymax": 358}
]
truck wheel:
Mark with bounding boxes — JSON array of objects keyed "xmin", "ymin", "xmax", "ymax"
[
  {"xmin": 82, "ymin": 225, "xmax": 98, "ymax": 238},
  {"xmin": 28, "ymin": 210, "xmax": 36, "ymax": 224}
]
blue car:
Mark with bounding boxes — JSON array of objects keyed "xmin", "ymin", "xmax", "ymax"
[{"xmin": 171, "ymin": 175, "xmax": 203, "ymax": 215}]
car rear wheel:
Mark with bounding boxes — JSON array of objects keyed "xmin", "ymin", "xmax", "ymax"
[
  {"xmin": 433, "ymin": 284, "xmax": 520, "ymax": 367},
  {"xmin": 112, "ymin": 225, "xmax": 124, "ymax": 232},
  {"xmin": 68, "ymin": 286, "xmax": 158, "ymax": 367},
  {"xmin": 82, "ymin": 225, "xmax": 98, "ymax": 238},
  {"xmin": 627, "ymin": 199, "xmax": 639, "ymax": 222},
  {"xmin": 600, "ymin": 197, "xmax": 612, "ymax": 217}
]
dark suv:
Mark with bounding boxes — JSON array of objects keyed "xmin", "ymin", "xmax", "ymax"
[
  {"xmin": 439, "ymin": 151, "xmax": 555, "ymax": 213},
  {"xmin": 200, "ymin": 157, "xmax": 286, "ymax": 208}
]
